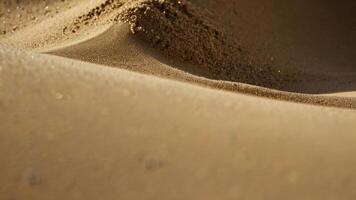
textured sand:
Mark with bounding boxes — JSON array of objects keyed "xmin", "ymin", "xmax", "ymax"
[{"xmin": 1, "ymin": 0, "xmax": 356, "ymax": 199}]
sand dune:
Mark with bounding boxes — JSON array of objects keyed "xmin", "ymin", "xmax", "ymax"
[
  {"xmin": 2, "ymin": 0, "xmax": 356, "ymax": 107},
  {"xmin": 1, "ymin": 0, "xmax": 356, "ymax": 199}
]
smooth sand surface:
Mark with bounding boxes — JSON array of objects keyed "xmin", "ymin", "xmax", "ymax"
[{"xmin": 1, "ymin": 0, "xmax": 356, "ymax": 199}]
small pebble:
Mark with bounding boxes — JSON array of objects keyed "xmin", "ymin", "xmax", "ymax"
[
  {"xmin": 144, "ymin": 156, "xmax": 163, "ymax": 171},
  {"xmin": 24, "ymin": 168, "xmax": 42, "ymax": 186},
  {"xmin": 44, "ymin": 6, "xmax": 50, "ymax": 14}
]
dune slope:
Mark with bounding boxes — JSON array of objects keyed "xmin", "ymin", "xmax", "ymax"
[{"xmin": 1, "ymin": 46, "xmax": 356, "ymax": 200}]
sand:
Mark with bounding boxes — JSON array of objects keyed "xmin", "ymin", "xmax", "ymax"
[{"xmin": 1, "ymin": 0, "xmax": 356, "ymax": 199}]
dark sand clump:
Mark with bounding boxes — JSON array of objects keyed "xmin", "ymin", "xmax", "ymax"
[
  {"xmin": 65, "ymin": 0, "xmax": 124, "ymax": 34},
  {"xmin": 116, "ymin": 0, "xmax": 298, "ymax": 90}
]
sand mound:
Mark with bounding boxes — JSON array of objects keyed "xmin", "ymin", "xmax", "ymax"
[{"xmin": 116, "ymin": 0, "xmax": 295, "ymax": 90}]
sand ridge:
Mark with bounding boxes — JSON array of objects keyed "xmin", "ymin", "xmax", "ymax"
[{"xmin": 46, "ymin": 22, "xmax": 356, "ymax": 109}]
